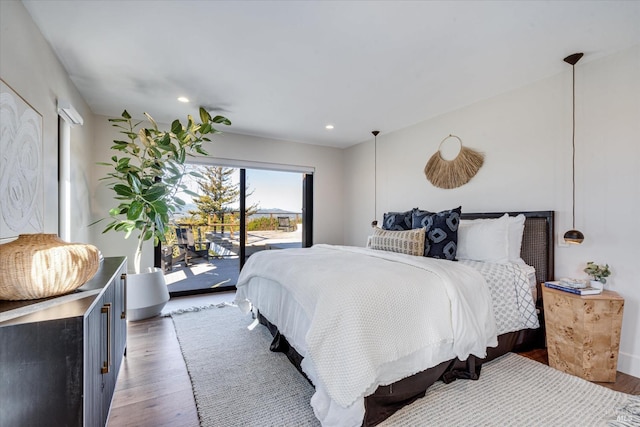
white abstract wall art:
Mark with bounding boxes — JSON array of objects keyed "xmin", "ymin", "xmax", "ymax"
[{"xmin": 0, "ymin": 79, "xmax": 44, "ymax": 240}]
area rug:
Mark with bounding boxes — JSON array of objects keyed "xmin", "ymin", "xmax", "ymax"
[{"xmin": 171, "ymin": 305, "xmax": 639, "ymax": 427}]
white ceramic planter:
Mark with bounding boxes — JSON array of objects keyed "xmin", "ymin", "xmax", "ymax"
[{"xmin": 126, "ymin": 267, "xmax": 169, "ymax": 321}]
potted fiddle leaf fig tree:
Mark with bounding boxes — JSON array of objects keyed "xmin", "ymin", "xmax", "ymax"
[{"xmin": 98, "ymin": 107, "xmax": 230, "ymax": 320}]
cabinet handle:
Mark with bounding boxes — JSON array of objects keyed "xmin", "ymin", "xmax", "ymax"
[
  {"xmin": 121, "ymin": 273, "xmax": 127, "ymax": 319},
  {"xmin": 101, "ymin": 303, "xmax": 112, "ymax": 374}
]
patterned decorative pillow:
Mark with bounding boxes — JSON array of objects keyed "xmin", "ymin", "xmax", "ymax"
[
  {"xmin": 382, "ymin": 209, "xmax": 415, "ymax": 230},
  {"xmin": 369, "ymin": 227, "xmax": 426, "ymax": 257},
  {"xmin": 411, "ymin": 206, "xmax": 461, "ymax": 260}
]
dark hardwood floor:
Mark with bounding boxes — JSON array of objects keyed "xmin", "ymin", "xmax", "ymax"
[
  {"xmin": 108, "ymin": 305, "xmax": 640, "ymax": 426},
  {"xmin": 517, "ymin": 348, "xmax": 640, "ymax": 395}
]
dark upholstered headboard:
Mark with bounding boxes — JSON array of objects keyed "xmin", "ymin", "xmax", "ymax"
[{"xmin": 460, "ymin": 211, "xmax": 555, "ymax": 286}]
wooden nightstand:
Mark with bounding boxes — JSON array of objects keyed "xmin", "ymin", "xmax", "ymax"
[{"xmin": 542, "ymin": 285, "xmax": 624, "ymax": 382}]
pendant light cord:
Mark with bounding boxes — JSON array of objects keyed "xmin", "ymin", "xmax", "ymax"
[
  {"xmin": 374, "ymin": 133, "xmax": 377, "ymax": 219},
  {"xmin": 563, "ymin": 52, "xmax": 583, "ymax": 243},
  {"xmin": 372, "ymin": 131, "xmax": 379, "ymax": 227},
  {"xmin": 571, "ymin": 63, "xmax": 576, "ymax": 229}
]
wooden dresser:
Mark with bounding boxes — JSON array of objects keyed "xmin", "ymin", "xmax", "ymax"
[
  {"xmin": 0, "ymin": 257, "xmax": 127, "ymax": 426},
  {"xmin": 542, "ymin": 285, "xmax": 624, "ymax": 382}
]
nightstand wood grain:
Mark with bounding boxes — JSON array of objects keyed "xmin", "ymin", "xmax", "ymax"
[{"xmin": 542, "ymin": 286, "xmax": 624, "ymax": 382}]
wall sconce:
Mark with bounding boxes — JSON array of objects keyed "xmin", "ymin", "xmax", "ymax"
[
  {"xmin": 56, "ymin": 99, "xmax": 83, "ymax": 241},
  {"xmin": 57, "ymin": 99, "xmax": 84, "ymax": 126},
  {"xmin": 563, "ymin": 52, "xmax": 585, "ymax": 245}
]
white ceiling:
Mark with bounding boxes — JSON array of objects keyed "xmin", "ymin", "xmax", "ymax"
[{"xmin": 22, "ymin": 0, "xmax": 640, "ymax": 148}]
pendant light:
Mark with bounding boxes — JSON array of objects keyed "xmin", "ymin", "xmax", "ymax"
[
  {"xmin": 371, "ymin": 130, "xmax": 379, "ymax": 228},
  {"xmin": 563, "ymin": 52, "xmax": 585, "ymax": 245}
]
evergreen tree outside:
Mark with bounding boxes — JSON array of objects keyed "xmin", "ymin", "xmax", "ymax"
[{"xmin": 190, "ymin": 166, "xmax": 258, "ymax": 229}]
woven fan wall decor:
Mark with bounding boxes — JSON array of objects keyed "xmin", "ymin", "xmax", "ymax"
[{"xmin": 424, "ymin": 134, "xmax": 484, "ymax": 189}]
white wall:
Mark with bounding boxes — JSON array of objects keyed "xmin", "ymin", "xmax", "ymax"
[
  {"xmin": 0, "ymin": 0, "xmax": 95, "ymax": 243},
  {"xmin": 89, "ymin": 116, "xmax": 345, "ymax": 271},
  {"xmin": 344, "ymin": 45, "xmax": 640, "ymax": 377}
]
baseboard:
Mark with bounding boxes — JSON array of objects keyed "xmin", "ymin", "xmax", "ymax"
[{"xmin": 618, "ymin": 351, "xmax": 640, "ymax": 379}]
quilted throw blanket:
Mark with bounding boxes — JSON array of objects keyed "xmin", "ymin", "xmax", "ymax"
[
  {"xmin": 459, "ymin": 260, "xmax": 540, "ymax": 334},
  {"xmin": 236, "ymin": 244, "xmax": 498, "ymax": 412}
]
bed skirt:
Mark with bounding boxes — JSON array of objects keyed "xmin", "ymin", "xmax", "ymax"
[{"xmin": 258, "ymin": 312, "xmax": 534, "ymax": 426}]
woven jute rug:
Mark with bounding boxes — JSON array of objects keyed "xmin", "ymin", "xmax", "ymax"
[{"xmin": 171, "ymin": 305, "xmax": 639, "ymax": 427}]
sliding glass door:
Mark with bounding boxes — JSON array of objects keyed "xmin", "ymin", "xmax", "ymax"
[
  {"xmin": 158, "ymin": 165, "xmax": 312, "ymax": 296},
  {"xmin": 240, "ymin": 169, "xmax": 306, "ymax": 268}
]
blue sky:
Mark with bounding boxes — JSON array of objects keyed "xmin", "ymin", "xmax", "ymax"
[
  {"xmin": 245, "ymin": 169, "xmax": 303, "ymax": 212},
  {"xmin": 181, "ymin": 166, "xmax": 302, "ymax": 213}
]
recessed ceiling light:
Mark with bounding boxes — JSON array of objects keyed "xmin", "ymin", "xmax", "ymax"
[
  {"xmin": 177, "ymin": 97, "xmax": 189, "ymax": 103},
  {"xmin": 325, "ymin": 124, "xmax": 334, "ymax": 130}
]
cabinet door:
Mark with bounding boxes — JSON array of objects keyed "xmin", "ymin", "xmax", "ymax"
[
  {"xmin": 102, "ymin": 282, "xmax": 117, "ymax": 421},
  {"xmin": 0, "ymin": 316, "xmax": 84, "ymax": 426},
  {"xmin": 85, "ymin": 289, "xmax": 114, "ymax": 427},
  {"xmin": 112, "ymin": 267, "xmax": 127, "ymax": 377},
  {"xmin": 85, "ymin": 258, "xmax": 127, "ymax": 427}
]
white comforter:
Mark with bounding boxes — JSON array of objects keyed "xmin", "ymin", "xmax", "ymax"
[{"xmin": 235, "ymin": 244, "xmax": 498, "ymax": 427}]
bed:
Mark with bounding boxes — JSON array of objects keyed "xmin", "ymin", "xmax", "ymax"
[{"xmin": 234, "ymin": 210, "xmax": 554, "ymax": 426}]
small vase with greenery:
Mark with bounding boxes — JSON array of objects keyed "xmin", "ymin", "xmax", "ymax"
[
  {"xmin": 584, "ymin": 261, "xmax": 611, "ymax": 285},
  {"xmin": 98, "ymin": 107, "xmax": 231, "ymax": 274}
]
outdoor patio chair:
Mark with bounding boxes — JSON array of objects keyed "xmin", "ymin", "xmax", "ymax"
[
  {"xmin": 175, "ymin": 226, "xmax": 210, "ymax": 265},
  {"xmin": 277, "ymin": 216, "xmax": 295, "ymax": 232}
]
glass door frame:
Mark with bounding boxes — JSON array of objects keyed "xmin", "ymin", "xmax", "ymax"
[{"xmin": 156, "ymin": 163, "xmax": 313, "ymax": 273}]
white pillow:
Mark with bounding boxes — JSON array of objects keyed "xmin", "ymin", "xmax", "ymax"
[
  {"xmin": 508, "ymin": 214, "xmax": 526, "ymax": 262},
  {"xmin": 457, "ymin": 213, "xmax": 510, "ymax": 263},
  {"xmin": 368, "ymin": 227, "xmax": 426, "ymax": 257}
]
